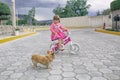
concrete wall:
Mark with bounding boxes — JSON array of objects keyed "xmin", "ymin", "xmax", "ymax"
[
  {"xmin": 61, "ymin": 15, "xmax": 112, "ymax": 28},
  {"xmin": 61, "ymin": 16, "xmax": 90, "ymax": 27}
]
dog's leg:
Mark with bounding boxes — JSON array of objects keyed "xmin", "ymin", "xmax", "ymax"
[
  {"xmin": 46, "ymin": 63, "xmax": 49, "ymax": 69},
  {"xmin": 49, "ymin": 63, "xmax": 52, "ymax": 69},
  {"xmin": 32, "ymin": 60, "xmax": 37, "ymax": 69}
]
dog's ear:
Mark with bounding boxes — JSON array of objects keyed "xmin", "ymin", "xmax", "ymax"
[{"xmin": 51, "ymin": 52, "xmax": 54, "ymax": 55}]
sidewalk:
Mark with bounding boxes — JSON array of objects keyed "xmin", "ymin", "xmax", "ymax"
[{"xmin": 0, "ymin": 31, "xmax": 36, "ymax": 44}]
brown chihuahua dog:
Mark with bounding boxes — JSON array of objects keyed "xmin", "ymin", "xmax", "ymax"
[{"xmin": 31, "ymin": 50, "xmax": 55, "ymax": 69}]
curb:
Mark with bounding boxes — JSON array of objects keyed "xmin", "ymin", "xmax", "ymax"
[
  {"xmin": 95, "ymin": 28, "xmax": 120, "ymax": 36},
  {"xmin": 0, "ymin": 32, "xmax": 37, "ymax": 44}
]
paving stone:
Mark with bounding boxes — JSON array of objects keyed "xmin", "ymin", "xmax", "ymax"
[
  {"xmin": 72, "ymin": 58, "xmax": 81, "ymax": 62},
  {"xmin": 86, "ymin": 66, "xmax": 98, "ymax": 71},
  {"xmin": 7, "ymin": 66, "xmax": 18, "ymax": 70},
  {"xmin": 80, "ymin": 58, "xmax": 91, "ymax": 63},
  {"xmin": 19, "ymin": 75, "xmax": 35, "ymax": 80},
  {"xmin": 103, "ymin": 62, "xmax": 116, "ymax": 66},
  {"xmin": 74, "ymin": 69, "xmax": 88, "ymax": 74},
  {"xmin": 24, "ymin": 70, "xmax": 38, "ymax": 76},
  {"xmin": 88, "ymin": 71, "xmax": 102, "ymax": 77},
  {"xmin": 94, "ymin": 64, "xmax": 107, "ymax": 69},
  {"xmin": 10, "ymin": 73, "xmax": 23, "ymax": 78},
  {"xmin": 63, "ymin": 78, "xmax": 76, "ymax": 80},
  {"xmin": 50, "ymin": 70, "xmax": 62, "ymax": 75},
  {"xmin": 12, "ymin": 62, "xmax": 22, "ymax": 66},
  {"xmin": 62, "ymin": 72, "xmax": 76, "ymax": 78},
  {"xmin": 92, "ymin": 61, "xmax": 103, "ymax": 65},
  {"xmin": 101, "ymin": 60, "xmax": 111, "ymax": 63},
  {"xmin": 34, "ymin": 72, "xmax": 50, "ymax": 78},
  {"xmin": 109, "ymin": 66, "xmax": 120, "ymax": 70},
  {"xmin": 1, "ymin": 71, "xmax": 14, "ymax": 76},
  {"xmin": 99, "ymin": 68, "xmax": 113, "ymax": 73},
  {"xmin": 62, "ymin": 67, "xmax": 74, "ymax": 71},
  {"xmin": 7, "ymin": 78, "xmax": 19, "ymax": 80},
  {"xmin": 51, "ymin": 65, "xmax": 62, "ymax": 70},
  {"xmin": 48, "ymin": 75, "xmax": 62, "ymax": 80},
  {"xmin": 103, "ymin": 73, "xmax": 120, "ymax": 80},
  {"xmin": 62, "ymin": 63, "xmax": 73, "ymax": 67},
  {"xmin": 35, "ymin": 78, "xmax": 47, "ymax": 80},
  {"xmin": 91, "ymin": 77, "xmax": 107, "ymax": 80},
  {"xmin": 15, "ymin": 68, "xmax": 27, "ymax": 73},
  {"xmin": 112, "ymin": 61, "xmax": 120, "ymax": 67},
  {"xmin": 112, "ymin": 70, "xmax": 120, "ymax": 76},
  {"xmin": 76, "ymin": 74, "xmax": 91, "ymax": 80},
  {"xmin": 73, "ymin": 65, "xmax": 86, "ymax": 69},
  {"xmin": 0, "ymin": 68, "xmax": 6, "ymax": 73},
  {"xmin": 0, "ymin": 75, "xmax": 8, "ymax": 80},
  {"xmin": 73, "ymin": 62, "xmax": 83, "ymax": 65}
]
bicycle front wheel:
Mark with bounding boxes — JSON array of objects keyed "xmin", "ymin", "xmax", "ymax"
[{"xmin": 70, "ymin": 43, "xmax": 80, "ymax": 53}]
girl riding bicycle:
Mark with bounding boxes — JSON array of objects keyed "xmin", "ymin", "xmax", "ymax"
[{"xmin": 50, "ymin": 15, "xmax": 68, "ymax": 50}]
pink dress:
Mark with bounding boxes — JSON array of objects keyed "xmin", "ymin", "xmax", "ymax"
[{"xmin": 50, "ymin": 22, "xmax": 67, "ymax": 41}]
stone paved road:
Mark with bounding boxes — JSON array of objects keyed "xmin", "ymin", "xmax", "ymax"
[{"xmin": 0, "ymin": 29, "xmax": 120, "ymax": 80}]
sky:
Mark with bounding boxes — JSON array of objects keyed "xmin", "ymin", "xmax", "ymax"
[{"xmin": 1, "ymin": 0, "xmax": 114, "ymax": 21}]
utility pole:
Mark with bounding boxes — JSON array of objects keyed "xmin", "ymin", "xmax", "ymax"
[{"xmin": 11, "ymin": 0, "xmax": 16, "ymax": 30}]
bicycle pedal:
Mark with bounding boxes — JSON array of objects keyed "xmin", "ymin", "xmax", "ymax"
[{"xmin": 58, "ymin": 48, "xmax": 64, "ymax": 51}]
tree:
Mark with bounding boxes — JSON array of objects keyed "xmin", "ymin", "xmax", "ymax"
[
  {"xmin": 53, "ymin": 4, "xmax": 65, "ymax": 18},
  {"xmin": 0, "ymin": 2, "xmax": 10, "ymax": 24},
  {"xmin": 28, "ymin": 7, "xmax": 35, "ymax": 25},
  {"xmin": 111, "ymin": 0, "xmax": 120, "ymax": 11},
  {"xmin": 64, "ymin": 1, "xmax": 76, "ymax": 17},
  {"xmin": 53, "ymin": 0, "xmax": 91, "ymax": 18},
  {"xmin": 102, "ymin": 8, "xmax": 110, "ymax": 15},
  {"xmin": 6, "ymin": 18, "xmax": 12, "ymax": 25},
  {"xmin": 96, "ymin": 10, "xmax": 101, "ymax": 16}
]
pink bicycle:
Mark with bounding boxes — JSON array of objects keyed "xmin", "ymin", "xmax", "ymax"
[{"xmin": 50, "ymin": 31, "xmax": 80, "ymax": 54}]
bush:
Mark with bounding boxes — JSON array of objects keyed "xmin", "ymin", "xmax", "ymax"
[
  {"xmin": 106, "ymin": 28, "xmax": 114, "ymax": 31},
  {"xmin": 15, "ymin": 28, "xmax": 20, "ymax": 31}
]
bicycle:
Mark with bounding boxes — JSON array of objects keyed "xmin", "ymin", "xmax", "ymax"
[{"xmin": 50, "ymin": 31, "xmax": 80, "ymax": 54}]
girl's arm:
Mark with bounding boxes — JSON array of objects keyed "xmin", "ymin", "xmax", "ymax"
[
  {"xmin": 50, "ymin": 24, "xmax": 57, "ymax": 34},
  {"xmin": 60, "ymin": 24, "xmax": 68, "ymax": 31}
]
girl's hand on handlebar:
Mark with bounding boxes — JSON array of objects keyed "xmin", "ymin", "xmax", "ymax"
[{"xmin": 54, "ymin": 32, "xmax": 57, "ymax": 35}]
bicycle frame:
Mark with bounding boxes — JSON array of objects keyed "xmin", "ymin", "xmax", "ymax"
[
  {"xmin": 51, "ymin": 35, "xmax": 71, "ymax": 52},
  {"xmin": 50, "ymin": 31, "xmax": 80, "ymax": 54}
]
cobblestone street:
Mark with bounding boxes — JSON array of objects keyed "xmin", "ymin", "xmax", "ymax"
[{"xmin": 0, "ymin": 29, "xmax": 120, "ymax": 80}]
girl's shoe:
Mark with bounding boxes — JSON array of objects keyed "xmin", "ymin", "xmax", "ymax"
[{"xmin": 59, "ymin": 44, "xmax": 64, "ymax": 51}]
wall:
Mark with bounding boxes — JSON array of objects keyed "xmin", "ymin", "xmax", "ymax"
[{"xmin": 61, "ymin": 15, "xmax": 112, "ymax": 28}]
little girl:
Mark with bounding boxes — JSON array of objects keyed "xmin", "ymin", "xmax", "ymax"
[{"xmin": 50, "ymin": 15, "xmax": 68, "ymax": 50}]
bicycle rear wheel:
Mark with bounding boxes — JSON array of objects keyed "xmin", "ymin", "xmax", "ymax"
[{"xmin": 50, "ymin": 43, "xmax": 61, "ymax": 54}]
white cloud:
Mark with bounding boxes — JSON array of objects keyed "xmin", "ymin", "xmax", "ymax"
[
  {"xmin": 35, "ymin": 7, "xmax": 54, "ymax": 21},
  {"xmin": 26, "ymin": 0, "xmax": 115, "ymax": 20},
  {"xmin": 87, "ymin": 0, "xmax": 114, "ymax": 12},
  {"xmin": 35, "ymin": 15, "xmax": 46, "ymax": 21}
]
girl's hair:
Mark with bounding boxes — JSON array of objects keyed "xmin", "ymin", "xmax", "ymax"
[{"xmin": 53, "ymin": 15, "xmax": 60, "ymax": 22}]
